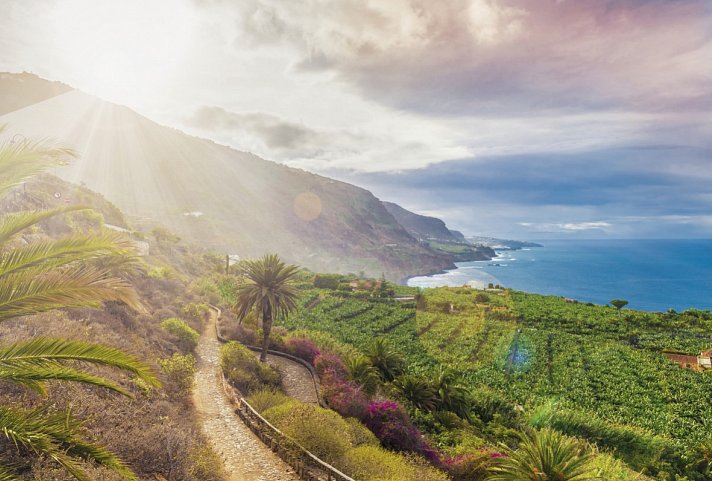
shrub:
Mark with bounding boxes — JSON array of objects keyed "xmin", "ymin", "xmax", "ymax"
[
  {"xmin": 229, "ymin": 324, "xmax": 258, "ymax": 345},
  {"xmin": 321, "ymin": 369, "xmax": 369, "ymax": 420},
  {"xmin": 246, "ymin": 388, "xmax": 291, "ymax": 414},
  {"xmin": 187, "ymin": 445, "xmax": 226, "ymax": 481},
  {"xmin": 364, "ymin": 400, "xmax": 440, "ymax": 463},
  {"xmin": 444, "ymin": 450, "xmax": 498, "ymax": 481},
  {"xmin": 161, "ymin": 318, "xmax": 200, "ymax": 352},
  {"xmin": 345, "ymin": 417, "xmax": 380, "ymax": 447},
  {"xmin": 160, "ymin": 353, "xmax": 196, "ymax": 396},
  {"xmin": 314, "ymin": 352, "xmax": 348, "ymax": 379},
  {"xmin": 285, "ymin": 336, "xmax": 321, "ymax": 365},
  {"xmin": 181, "ymin": 302, "xmax": 211, "ymax": 323},
  {"xmin": 366, "ymin": 338, "xmax": 405, "ymax": 381},
  {"xmin": 313, "ymin": 274, "xmax": 342, "ymax": 289},
  {"xmin": 262, "ymin": 402, "xmax": 351, "ymax": 465},
  {"xmin": 339, "ymin": 446, "xmax": 449, "ymax": 481},
  {"xmin": 220, "ymin": 342, "xmax": 281, "ymax": 394}
]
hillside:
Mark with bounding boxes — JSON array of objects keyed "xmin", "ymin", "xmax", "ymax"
[
  {"xmin": 276, "ymin": 282, "xmax": 712, "ymax": 481},
  {"xmin": 383, "ymin": 201, "xmax": 495, "ymax": 261},
  {"xmin": 0, "ymin": 72, "xmax": 453, "ymax": 281},
  {"xmin": 383, "ymin": 201, "xmax": 464, "ymax": 243}
]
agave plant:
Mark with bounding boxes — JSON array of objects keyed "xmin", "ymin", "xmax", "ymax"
[
  {"xmin": 0, "ymin": 131, "xmax": 159, "ymax": 480},
  {"xmin": 488, "ymin": 428, "xmax": 600, "ymax": 481}
]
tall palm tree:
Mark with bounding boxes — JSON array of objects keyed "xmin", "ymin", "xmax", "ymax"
[
  {"xmin": 234, "ymin": 253, "xmax": 300, "ymax": 361},
  {"xmin": 0, "ymin": 131, "xmax": 159, "ymax": 481},
  {"xmin": 488, "ymin": 428, "xmax": 600, "ymax": 481}
]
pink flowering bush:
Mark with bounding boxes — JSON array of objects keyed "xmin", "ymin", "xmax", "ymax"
[
  {"xmin": 314, "ymin": 352, "xmax": 348, "ymax": 379},
  {"xmin": 321, "ymin": 369, "xmax": 369, "ymax": 420},
  {"xmin": 285, "ymin": 336, "xmax": 321, "ymax": 364},
  {"xmin": 364, "ymin": 400, "xmax": 440, "ymax": 463},
  {"xmin": 443, "ymin": 450, "xmax": 504, "ymax": 481}
]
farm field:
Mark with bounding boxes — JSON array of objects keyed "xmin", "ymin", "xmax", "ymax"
[{"xmin": 277, "ymin": 283, "xmax": 712, "ymax": 480}]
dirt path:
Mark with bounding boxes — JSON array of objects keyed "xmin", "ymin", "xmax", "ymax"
[
  {"xmin": 192, "ymin": 316, "xmax": 300, "ymax": 481},
  {"xmin": 256, "ymin": 353, "xmax": 320, "ymax": 405}
]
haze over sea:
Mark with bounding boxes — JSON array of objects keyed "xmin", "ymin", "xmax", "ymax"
[{"xmin": 408, "ymin": 239, "xmax": 712, "ymax": 312}]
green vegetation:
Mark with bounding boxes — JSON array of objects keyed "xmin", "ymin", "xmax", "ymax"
[
  {"xmin": 161, "ymin": 317, "xmax": 200, "ymax": 352},
  {"xmin": 252, "ymin": 390, "xmax": 449, "ymax": 481},
  {"xmin": 234, "ymin": 253, "xmax": 300, "ymax": 361},
  {"xmin": 0, "ymin": 136, "xmax": 161, "ymax": 480},
  {"xmin": 271, "ymin": 279, "xmax": 712, "ymax": 480},
  {"xmin": 220, "ymin": 341, "xmax": 282, "ymax": 394},
  {"xmin": 488, "ymin": 429, "xmax": 599, "ymax": 481}
]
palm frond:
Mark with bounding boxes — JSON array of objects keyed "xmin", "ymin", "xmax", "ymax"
[
  {"xmin": 0, "ymin": 265, "xmax": 144, "ymax": 321},
  {"xmin": 0, "ymin": 135, "xmax": 76, "ymax": 197},
  {"xmin": 0, "ymin": 232, "xmax": 136, "ymax": 278},
  {"xmin": 0, "ymin": 406, "xmax": 137, "ymax": 481},
  {"xmin": 0, "ymin": 338, "xmax": 159, "ymax": 389},
  {"xmin": 0, "ymin": 206, "xmax": 87, "ymax": 246},
  {"xmin": 0, "ymin": 465, "xmax": 22, "ymax": 481}
]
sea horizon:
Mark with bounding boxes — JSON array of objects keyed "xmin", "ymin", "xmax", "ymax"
[{"xmin": 408, "ymin": 238, "xmax": 712, "ymax": 312}]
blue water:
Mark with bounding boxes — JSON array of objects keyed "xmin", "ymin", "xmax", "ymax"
[{"xmin": 408, "ymin": 239, "xmax": 712, "ymax": 312}]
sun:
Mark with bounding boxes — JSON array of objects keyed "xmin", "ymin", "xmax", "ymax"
[{"xmin": 47, "ymin": 0, "xmax": 195, "ymax": 106}]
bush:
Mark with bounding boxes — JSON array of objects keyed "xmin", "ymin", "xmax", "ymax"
[
  {"xmin": 181, "ymin": 302, "xmax": 211, "ymax": 323},
  {"xmin": 345, "ymin": 417, "xmax": 380, "ymax": 448},
  {"xmin": 364, "ymin": 400, "xmax": 440, "ymax": 463},
  {"xmin": 246, "ymin": 388, "xmax": 291, "ymax": 414},
  {"xmin": 285, "ymin": 336, "xmax": 321, "ymax": 365},
  {"xmin": 262, "ymin": 402, "xmax": 351, "ymax": 465},
  {"xmin": 161, "ymin": 317, "xmax": 200, "ymax": 352},
  {"xmin": 220, "ymin": 342, "xmax": 281, "ymax": 394},
  {"xmin": 339, "ymin": 446, "xmax": 449, "ymax": 481},
  {"xmin": 314, "ymin": 352, "xmax": 348, "ymax": 379},
  {"xmin": 313, "ymin": 274, "xmax": 342, "ymax": 289},
  {"xmin": 321, "ymin": 369, "xmax": 369, "ymax": 420},
  {"xmin": 444, "ymin": 450, "xmax": 499, "ymax": 481},
  {"xmin": 187, "ymin": 445, "xmax": 226, "ymax": 481},
  {"xmin": 160, "ymin": 353, "xmax": 196, "ymax": 396}
]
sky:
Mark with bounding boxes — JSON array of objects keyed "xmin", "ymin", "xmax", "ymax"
[{"xmin": 1, "ymin": 0, "xmax": 711, "ymax": 239}]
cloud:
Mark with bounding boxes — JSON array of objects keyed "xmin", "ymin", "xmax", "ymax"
[
  {"xmin": 520, "ymin": 221, "xmax": 612, "ymax": 232},
  {"xmin": 222, "ymin": 0, "xmax": 712, "ymax": 117},
  {"xmin": 187, "ymin": 106, "xmax": 319, "ymax": 150},
  {"xmin": 185, "ymin": 105, "xmax": 470, "ymax": 170}
]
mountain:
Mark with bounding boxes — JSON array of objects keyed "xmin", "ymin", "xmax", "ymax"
[
  {"xmin": 0, "ymin": 72, "xmax": 454, "ymax": 281},
  {"xmin": 382, "ymin": 201, "xmax": 463, "ymax": 243},
  {"xmin": 383, "ymin": 201, "xmax": 495, "ymax": 262}
]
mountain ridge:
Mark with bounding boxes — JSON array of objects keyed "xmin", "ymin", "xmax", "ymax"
[{"xmin": 0, "ymin": 72, "xmax": 458, "ymax": 281}]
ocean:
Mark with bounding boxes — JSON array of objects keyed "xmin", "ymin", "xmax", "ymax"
[{"xmin": 407, "ymin": 239, "xmax": 712, "ymax": 312}]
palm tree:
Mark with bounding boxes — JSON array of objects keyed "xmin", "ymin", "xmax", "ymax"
[
  {"xmin": 488, "ymin": 428, "xmax": 600, "ymax": 481},
  {"xmin": 0, "ymin": 131, "xmax": 159, "ymax": 480},
  {"xmin": 393, "ymin": 374, "xmax": 438, "ymax": 411},
  {"xmin": 345, "ymin": 354, "xmax": 381, "ymax": 396},
  {"xmin": 366, "ymin": 337, "xmax": 405, "ymax": 382},
  {"xmin": 433, "ymin": 366, "xmax": 472, "ymax": 420},
  {"xmin": 234, "ymin": 253, "xmax": 300, "ymax": 361}
]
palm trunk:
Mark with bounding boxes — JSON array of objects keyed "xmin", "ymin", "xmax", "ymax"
[{"xmin": 260, "ymin": 303, "xmax": 272, "ymax": 362}]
